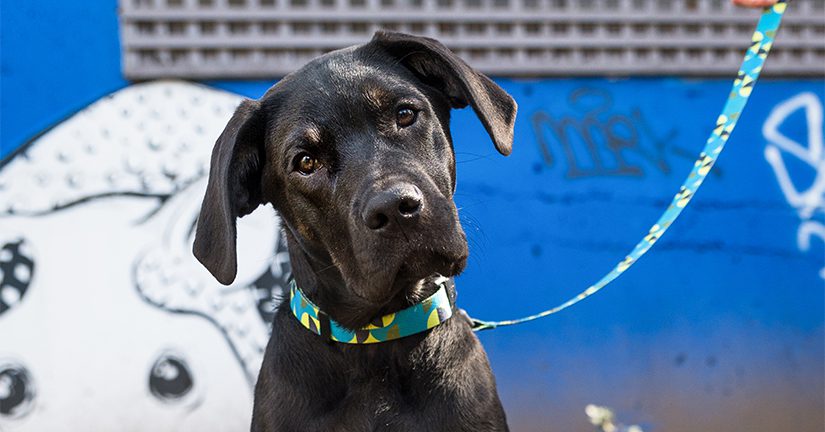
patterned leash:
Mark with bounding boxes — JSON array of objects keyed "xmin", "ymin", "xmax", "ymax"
[{"xmin": 470, "ymin": 1, "xmax": 788, "ymax": 332}]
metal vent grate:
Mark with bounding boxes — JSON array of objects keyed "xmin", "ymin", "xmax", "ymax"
[{"xmin": 119, "ymin": 0, "xmax": 825, "ymax": 78}]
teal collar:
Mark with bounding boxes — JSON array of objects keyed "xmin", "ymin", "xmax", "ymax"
[{"xmin": 288, "ymin": 277, "xmax": 454, "ymax": 344}]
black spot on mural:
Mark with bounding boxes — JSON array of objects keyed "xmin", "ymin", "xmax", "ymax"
[
  {"xmin": 149, "ymin": 354, "xmax": 193, "ymax": 401},
  {"xmin": 251, "ymin": 233, "xmax": 291, "ymax": 325},
  {"xmin": 0, "ymin": 239, "xmax": 34, "ymax": 316},
  {"xmin": 0, "ymin": 363, "xmax": 35, "ymax": 418}
]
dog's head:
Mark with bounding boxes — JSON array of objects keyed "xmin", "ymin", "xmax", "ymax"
[{"xmin": 193, "ymin": 31, "xmax": 516, "ymax": 327}]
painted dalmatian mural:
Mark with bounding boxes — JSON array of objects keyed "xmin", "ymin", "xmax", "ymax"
[{"xmin": 0, "ymin": 81, "xmax": 290, "ymax": 431}]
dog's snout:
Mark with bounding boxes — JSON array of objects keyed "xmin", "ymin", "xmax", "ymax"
[{"xmin": 362, "ymin": 183, "xmax": 423, "ymax": 231}]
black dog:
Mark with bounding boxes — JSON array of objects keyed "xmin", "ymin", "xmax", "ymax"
[{"xmin": 193, "ymin": 30, "xmax": 517, "ymax": 432}]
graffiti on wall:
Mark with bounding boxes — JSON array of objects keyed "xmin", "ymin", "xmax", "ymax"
[
  {"xmin": 763, "ymin": 92, "xmax": 825, "ymax": 280},
  {"xmin": 530, "ymin": 88, "xmax": 703, "ymax": 179},
  {"xmin": 0, "ymin": 82, "xmax": 288, "ymax": 431}
]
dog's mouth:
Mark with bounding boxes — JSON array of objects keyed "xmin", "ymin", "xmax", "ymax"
[
  {"xmin": 374, "ymin": 247, "xmax": 467, "ymax": 303},
  {"xmin": 328, "ymin": 247, "xmax": 466, "ymax": 329},
  {"xmin": 396, "ymin": 250, "xmax": 467, "ymax": 283}
]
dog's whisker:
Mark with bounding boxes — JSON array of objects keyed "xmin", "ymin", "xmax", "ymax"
[
  {"xmin": 455, "ymin": 200, "xmax": 491, "ymax": 211},
  {"xmin": 460, "ymin": 211, "xmax": 490, "ymax": 262},
  {"xmin": 456, "ymin": 157, "xmax": 493, "ymax": 164},
  {"xmin": 313, "ymin": 263, "xmax": 338, "ymax": 276},
  {"xmin": 395, "ymin": 217, "xmax": 411, "ymax": 243}
]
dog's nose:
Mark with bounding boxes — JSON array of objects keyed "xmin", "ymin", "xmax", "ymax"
[{"xmin": 362, "ymin": 183, "xmax": 423, "ymax": 231}]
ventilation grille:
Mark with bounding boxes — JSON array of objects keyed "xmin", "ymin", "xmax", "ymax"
[{"xmin": 119, "ymin": 0, "xmax": 825, "ymax": 78}]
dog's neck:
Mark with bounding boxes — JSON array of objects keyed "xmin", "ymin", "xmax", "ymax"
[{"xmin": 284, "ymin": 234, "xmax": 452, "ymax": 331}]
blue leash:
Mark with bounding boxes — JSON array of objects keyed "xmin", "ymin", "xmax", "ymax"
[{"xmin": 470, "ymin": 1, "xmax": 789, "ymax": 332}]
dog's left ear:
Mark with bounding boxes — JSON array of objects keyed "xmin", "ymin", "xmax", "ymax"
[
  {"xmin": 193, "ymin": 99, "xmax": 266, "ymax": 285},
  {"xmin": 370, "ymin": 30, "xmax": 517, "ymax": 156}
]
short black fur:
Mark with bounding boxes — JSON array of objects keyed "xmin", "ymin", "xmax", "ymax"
[{"xmin": 193, "ymin": 30, "xmax": 517, "ymax": 432}]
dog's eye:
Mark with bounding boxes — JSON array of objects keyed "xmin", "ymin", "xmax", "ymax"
[
  {"xmin": 396, "ymin": 107, "xmax": 417, "ymax": 128},
  {"xmin": 294, "ymin": 153, "xmax": 320, "ymax": 175}
]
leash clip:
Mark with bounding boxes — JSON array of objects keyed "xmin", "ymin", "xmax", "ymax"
[{"xmin": 459, "ymin": 308, "xmax": 497, "ymax": 331}]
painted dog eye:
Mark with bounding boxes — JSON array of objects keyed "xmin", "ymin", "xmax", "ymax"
[
  {"xmin": 0, "ymin": 362, "xmax": 35, "ymax": 419},
  {"xmin": 149, "ymin": 354, "xmax": 193, "ymax": 402},
  {"xmin": 396, "ymin": 107, "xmax": 417, "ymax": 128},
  {"xmin": 294, "ymin": 153, "xmax": 320, "ymax": 175}
]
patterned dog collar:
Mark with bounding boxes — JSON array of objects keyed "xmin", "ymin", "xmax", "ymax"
[{"xmin": 288, "ymin": 278, "xmax": 453, "ymax": 344}]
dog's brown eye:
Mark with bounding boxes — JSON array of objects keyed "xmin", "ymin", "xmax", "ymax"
[
  {"xmin": 295, "ymin": 153, "xmax": 320, "ymax": 175},
  {"xmin": 396, "ymin": 107, "xmax": 417, "ymax": 128}
]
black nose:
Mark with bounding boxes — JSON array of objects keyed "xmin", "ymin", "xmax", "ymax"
[{"xmin": 362, "ymin": 183, "xmax": 423, "ymax": 231}]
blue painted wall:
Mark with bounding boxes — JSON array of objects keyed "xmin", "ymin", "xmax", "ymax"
[
  {"xmin": 2, "ymin": 1, "xmax": 822, "ymax": 431},
  {"xmin": 0, "ymin": 1, "xmax": 126, "ymax": 156}
]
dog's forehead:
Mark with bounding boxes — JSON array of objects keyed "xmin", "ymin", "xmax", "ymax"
[
  {"xmin": 323, "ymin": 48, "xmax": 383, "ymax": 80},
  {"xmin": 294, "ymin": 48, "xmax": 418, "ymax": 106},
  {"xmin": 267, "ymin": 51, "xmax": 426, "ymax": 143}
]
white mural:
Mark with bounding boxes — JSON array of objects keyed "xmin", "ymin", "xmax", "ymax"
[
  {"xmin": 0, "ymin": 82, "xmax": 289, "ymax": 431},
  {"xmin": 763, "ymin": 92, "xmax": 825, "ymax": 280}
]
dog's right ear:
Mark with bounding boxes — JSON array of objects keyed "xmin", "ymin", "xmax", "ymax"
[{"xmin": 193, "ymin": 99, "xmax": 265, "ymax": 285}]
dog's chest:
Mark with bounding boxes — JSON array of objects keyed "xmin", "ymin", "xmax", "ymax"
[
  {"xmin": 325, "ymin": 376, "xmax": 449, "ymax": 431},
  {"xmin": 259, "ymin": 316, "xmax": 507, "ymax": 431},
  {"xmin": 340, "ymin": 362, "xmax": 428, "ymax": 407}
]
